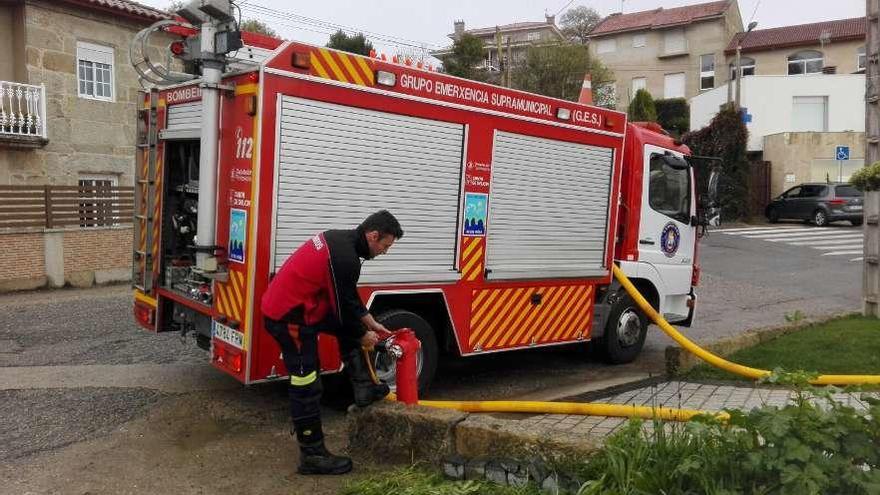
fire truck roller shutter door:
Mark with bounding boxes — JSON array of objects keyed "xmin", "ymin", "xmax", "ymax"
[
  {"xmin": 162, "ymin": 101, "xmax": 202, "ymax": 140},
  {"xmin": 273, "ymin": 97, "xmax": 464, "ymax": 284},
  {"xmin": 486, "ymin": 131, "xmax": 614, "ymax": 280}
]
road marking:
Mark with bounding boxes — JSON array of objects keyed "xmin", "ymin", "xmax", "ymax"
[
  {"xmin": 822, "ymin": 250, "xmax": 863, "ymax": 256},
  {"xmin": 759, "ymin": 234, "xmax": 863, "ymax": 246},
  {"xmin": 745, "ymin": 231, "xmax": 862, "ymax": 240},
  {"xmin": 814, "ymin": 245, "xmax": 864, "ymax": 250},
  {"xmin": 788, "ymin": 238, "xmax": 864, "ymax": 246},
  {"xmin": 717, "ymin": 227, "xmax": 810, "ymax": 234}
]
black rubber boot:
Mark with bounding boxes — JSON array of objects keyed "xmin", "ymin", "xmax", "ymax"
[
  {"xmin": 298, "ymin": 442, "xmax": 353, "ymax": 475},
  {"xmin": 344, "ymin": 350, "xmax": 390, "ymax": 408}
]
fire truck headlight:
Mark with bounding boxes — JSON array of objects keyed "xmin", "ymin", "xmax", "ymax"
[
  {"xmin": 376, "ymin": 71, "xmax": 396, "ymax": 87},
  {"xmin": 556, "ymin": 108, "xmax": 571, "ymax": 121}
]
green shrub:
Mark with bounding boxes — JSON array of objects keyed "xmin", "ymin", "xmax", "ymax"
[
  {"xmin": 628, "ymin": 89, "xmax": 657, "ymax": 122},
  {"xmin": 654, "ymin": 97, "xmax": 690, "ymax": 136},
  {"xmin": 578, "ymin": 371, "xmax": 880, "ymax": 494},
  {"xmin": 683, "ymin": 103, "xmax": 750, "ymax": 221},
  {"xmin": 850, "ymin": 161, "xmax": 880, "ymax": 191}
]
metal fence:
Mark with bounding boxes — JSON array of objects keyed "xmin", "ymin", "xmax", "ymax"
[
  {"xmin": 0, "ymin": 185, "xmax": 134, "ymax": 229},
  {"xmin": 0, "ymin": 81, "xmax": 47, "ymax": 138}
]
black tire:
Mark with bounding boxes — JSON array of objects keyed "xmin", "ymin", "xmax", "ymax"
[
  {"xmin": 852, "ymin": 218, "xmax": 864, "ymax": 227},
  {"xmin": 374, "ymin": 310, "xmax": 438, "ymax": 394},
  {"xmin": 599, "ymin": 291, "xmax": 648, "ymax": 364},
  {"xmin": 812, "ymin": 209, "xmax": 829, "ymax": 227},
  {"xmin": 767, "ymin": 207, "xmax": 780, "ymax": 223}
]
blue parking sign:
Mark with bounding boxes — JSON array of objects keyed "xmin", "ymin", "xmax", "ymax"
[{"xmin": 836, "ymin": 146, "xmax": 850, "ymax": 161}]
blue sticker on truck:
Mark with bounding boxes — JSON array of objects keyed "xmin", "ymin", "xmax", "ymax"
[
  {"xmin": 229, "ymin": 208, "xmax": 246, "ymax": 263},
  {"xmin": 463, "ymin": 193, "xmax": 488, "ymax": 237},
  {"xmin": 661, "ymin": 222, "xmax": 680, "ymax": 258}
]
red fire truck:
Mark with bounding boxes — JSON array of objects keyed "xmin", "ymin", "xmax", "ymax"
[{"xmin": 131, "ymin": 26, "xmax": 719, "ymax": 392}]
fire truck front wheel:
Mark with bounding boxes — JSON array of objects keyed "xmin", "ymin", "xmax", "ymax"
[
  {"xmin": 600, "ymin": 291, "xmax": 648, "ymax": 364},
  {"xmin": 374, "ymin": 310, "xmax": 439, "ymax": 394}
]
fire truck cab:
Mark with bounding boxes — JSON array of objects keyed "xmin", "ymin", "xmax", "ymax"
[{"xmin": 131, "ymin": 16, "xmax": 719, "ymax": 392}]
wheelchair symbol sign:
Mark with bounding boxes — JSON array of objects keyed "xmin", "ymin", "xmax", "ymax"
[{"xmin": 836, "ymin": 146, "xmax": 850, "ymax": 161}]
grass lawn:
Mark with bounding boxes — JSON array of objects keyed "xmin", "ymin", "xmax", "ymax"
[{"xmin": 685, "ymin": 314, "xmax": 880, "ymax": 381}]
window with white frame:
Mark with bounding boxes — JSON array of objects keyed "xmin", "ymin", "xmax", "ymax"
[
  {"xmin": 597, "ymin": 38, "xmax": 616, "ymax": 54},
  {"xmin": 787, "ymin": 50, "xmax": 823, "ymax": 75},
  {"xmin": 78, "ymin": 174, "xmax": 119, "ymax": 227},
  {"xmin": 700, "ymin": 54, "xmax": 715, "ymax": 90},
  {"xmin": 632, "ymin": 33, "xmax": 646, "ymax": 48},
  {"xmin": 77, "ymin": 41, "xmax": 114, "ymax": 101},
  {"xmin": 791, "ymin": 96, "xmax": 828, "ymax": 132},
  {"xmin": 729, "ymin": 57, "xmax": 756, "ymax": 79},
  {"xmin": 858, "ymin": 46, "xmax": 866, "ymax": 72},
  {"xmin": 526, "ymin": 31, "xmax": 541, "ymax": 42},
  {"xmin": 664, "ymin": 72, "xmax": 685, "ymax": 98},
  {"xmin": 631, "ymin": 77, "xmax": 647, "ymax": 98}
]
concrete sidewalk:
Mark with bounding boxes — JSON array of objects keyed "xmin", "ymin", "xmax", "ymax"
[
  {"xmin": 515, "ymin": 379, "xmax": 877, "ymax": 439},
  {"xmin": 352, "ymin": 379, "xmax": 880, "ymax": 466}
]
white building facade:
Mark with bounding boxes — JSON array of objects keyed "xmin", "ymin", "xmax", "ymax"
[{"xmin": 690, "ymin": 74, "xmax": 865, "ymax": 151}]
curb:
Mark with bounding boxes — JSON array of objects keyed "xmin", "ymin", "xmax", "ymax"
[
  {"xmin": 348, "ymin": 401, "xmax": 598, "ymax": 466},
  {"xmin": 664, "ymin": 311, "xmax": 856, "ymax": 375}
]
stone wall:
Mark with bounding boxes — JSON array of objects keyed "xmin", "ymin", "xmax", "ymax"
[
  {"xmin": 0, "ymin": 1, "xmax": 176, "ymax": 187},
  {"xmin": 0, "ymin": 227, "xmax": 132, "ymax": 292},
  {"xmin": 763, "ymin": 131, "xmax": 866, "ymax": 196}
]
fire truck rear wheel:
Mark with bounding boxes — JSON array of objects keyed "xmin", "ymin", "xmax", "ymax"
[
  {"xmin": 374, "ymin": 310, "xmax": 438, "ymax": 394},
  {"xmin": 600, "ymin": 291, "xmax": 648, "ymax": 364}
]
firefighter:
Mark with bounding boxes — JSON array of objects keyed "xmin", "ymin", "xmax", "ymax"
[{"xmin": 260, "ymin": 210, "xmax": 404, "ymax": 475}]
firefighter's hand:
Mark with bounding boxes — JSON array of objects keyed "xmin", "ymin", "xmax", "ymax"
[
  {"xmin": 360, "ymin": 330, "xmax": 379, "ymax": 351},
  {"xmin": 370, "ymin": 322, "xmax": 390, "ymax": 335}
]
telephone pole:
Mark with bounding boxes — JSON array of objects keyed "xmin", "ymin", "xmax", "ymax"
[{"xmin": 865, "ymin": 0, "xmax": 880, "ymax": 317}]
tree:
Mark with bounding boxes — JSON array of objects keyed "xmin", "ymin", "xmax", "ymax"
[
  {"xmin": 164, "ymin": 1, "xmax": 185, "ymax": 14},
  {"xmin": 513, "ymin": 43, "xmax": 613, "ymax": 101},
  {"xmin": 683, "ymin": 104, "xmax": 750, "ymax": 221},
  {"xmin": 441, "ymin": 33, "xmax": 487, "ymax": 81},
  {"xmin": 654, "ymin": 98, "xmax": 690, "ymax": 137},
  {"xmin": 240, "ymin": 19, "xmax": 278, "ymax": 38},
  {"xmin": 628, "ymin": 89, "xmax": 657, "ymax": 122},
  {"xmin": 559, "ymin": 6, "xmax": 602, "ymax": 44},
  {"xmin": 326, "ymin": 30, "xmax": 373, "ymax": 56}
]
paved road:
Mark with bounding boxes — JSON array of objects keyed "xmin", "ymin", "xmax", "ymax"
[
  {"xmin": 642, "ymin": 222, "xmax": 863, "ymax": 352},
  {"xmin": 715, "ymin": 224, "xmax": 866, "ymax": 262}
]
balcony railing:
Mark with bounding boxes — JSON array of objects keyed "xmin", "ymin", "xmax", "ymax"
[{"xmin": 0, "ymin": 81, "xmax": 47, "ymax": 139}]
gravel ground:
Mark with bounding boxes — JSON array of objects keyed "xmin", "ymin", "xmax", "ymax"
[
  {"xmin": 0, "ymin": 387, "xmax": 166, "ymax": 461},
  {"xmin": 0, "ymin": 285, "xmax": 203, "ymax": 367}
]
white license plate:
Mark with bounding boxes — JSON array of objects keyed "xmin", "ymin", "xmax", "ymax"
[
  {"xmin": 212, "ymin": 321, "xmax": 244, "ymax": 349},
  {"xmin": 849, "ymin": 205, "xmax": 863, "ymax": 211}
]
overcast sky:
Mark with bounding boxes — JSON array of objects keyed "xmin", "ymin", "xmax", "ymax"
[{"xmin": 139, "ymin": 0, "xmax": 865, "ymax": 58}]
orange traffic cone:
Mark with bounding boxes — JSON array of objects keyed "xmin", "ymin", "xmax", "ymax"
[{"xmin": 578, "ymin": 73, "xmax": 593, "ymax": 105}]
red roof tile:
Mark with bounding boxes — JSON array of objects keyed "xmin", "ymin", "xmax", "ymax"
[
  {"xmin": 63, "ymin": 0, "xmax": 170, "ymax": 22},
  {"xmin": 726, "ymin": 17, "xmax": 866, "ymax": 54},
  {"xmin": 590, "ymin": 0, "xmax": 731, "ymax": 36}
]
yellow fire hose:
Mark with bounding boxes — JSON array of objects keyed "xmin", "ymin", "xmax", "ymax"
[
  {"xmin": 610, "ymin": 264, "xmax": 880, "ymax": 386},
  {"xmin": 366, "ymin": 264, "xmax": 879, "ymax": 423}
]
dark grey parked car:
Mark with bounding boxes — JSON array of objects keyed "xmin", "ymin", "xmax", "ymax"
[{"xmin": 765, "ymin": 183, "xmax": 864, "ymax": 226}]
